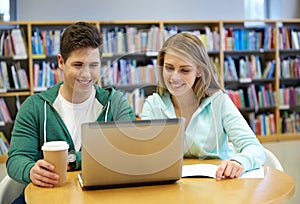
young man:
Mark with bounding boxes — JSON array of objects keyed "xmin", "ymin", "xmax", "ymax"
[{"xmin": 7, "ymin": 22, "xmax": 136, "ymax": 191}]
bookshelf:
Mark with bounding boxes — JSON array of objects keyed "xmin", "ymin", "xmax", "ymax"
[{"xmin": 0, "ymin": 20, "xmax": 300, "ymax": 144}]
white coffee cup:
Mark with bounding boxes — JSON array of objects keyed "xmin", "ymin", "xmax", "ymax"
[{"xmin": 42, "ymin": 141, "xmax": 69, "ymax": 186}]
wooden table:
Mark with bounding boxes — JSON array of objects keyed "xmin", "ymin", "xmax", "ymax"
[{"xmin": 25, "ymin": 159, "xmax": 295, "ymax": 204}]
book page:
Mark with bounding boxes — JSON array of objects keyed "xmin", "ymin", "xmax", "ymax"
[{"xmin": 182, "ymin": 164, "xmax": 264, "ymax": 178}]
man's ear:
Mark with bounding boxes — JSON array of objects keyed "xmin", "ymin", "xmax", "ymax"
[{"xmin": 57, "ymin": 54, "xmax": 64, "ymax": 69}]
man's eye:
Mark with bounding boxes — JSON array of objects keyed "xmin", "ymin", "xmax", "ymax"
[{"xmin": 73, "ymin": 64, "xmax": 83, "ymax": 68}]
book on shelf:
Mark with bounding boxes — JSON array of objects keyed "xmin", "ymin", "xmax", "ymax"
[
  {"xmin": 123, "ymin": 88, "xmax": 145, "ymax": 117},
  {"xmin": 291, "ymin": 29, "xmax": 300, "ymax": 49},
  {"xmin": 280, "ymin": 111, "xmax": 300, "ymax": 133},
  {"xmin": 280, "ymin": 57, "xmax": 300, "ymax": 78},
  {"xmin": 0, "ymin": 138, "xmax": 8, "ymax": 155},
  {"xmin": 0, "ymin": 31, "xmax": 5, "ymax": 56},
  {"xmin": 3, "ymin": 31, "xmax": 14, "ymax": 57},
  {"xmin": 0, "ymin": 131, "xmax": 9, "ymax": 155},
  {"xmin": 32, "ymin": 29, "xmax": 61, "ymax": 56},
  {"xmin": 262, "ymin": 60, "xmax": 275, "ymax": 79},
  {"xmin": 10, "ymin": 64, "xmax": 20, "ymax": 89},
  {"xmin": 227, "ymin": 89, "xmax": 244, "ymax": 109},
  {"xmin": 0, "ymin": 61, "xmax": 10, "ymax": 91},
  {"xmin": 238, "ymin": 55, "xmax": 263, "ymax": 80},
  {"xmin": 101, "ymin": 59, "xmax": 157, "ymax": 87},
  {"xmin": 224, "ymin": 56, "xmax": 238, "ymax": 80},
  {"xmin": 247, "ymin": 84, "xmax": 259, "ymax": 111},
  {"xmin": 253, "ymin": 112, "xmax": 277, "ymax": 136},
  {"xmin": 33, "ymin": 61, "xmax": 63, "ymax": 90},
  {"xmin": 15, "ymin": 62, "xmax": 30, "ymax": 89},
  {"xmin": 11, "ymin": 28, "xmax": 28, "ymax": 59},
  {"xmin": 292, "ymin": 58, "xmax": 299, "ymax": 77},
  {"xmin": 126, "ymin": 26, "xmax": 137, "ymax": 53},
  {"xmin": 0, "ymin": 107, "xmax": 5, "ymax": 126},
  {"xmin": 53, "ymin": 30, "xmax": 61, "ymax": 55},
  {"xmin": 0, "ymin": 70, "xmax": 3, "ymax": 92},
  {"xmin": 269, "ymin": 113, "xmax": 276, "ymax": 134},
  {"xmin": 0, "ymin": 98, "xmax": 12, "ymax": 123}
]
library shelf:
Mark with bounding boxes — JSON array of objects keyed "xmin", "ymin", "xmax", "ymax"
[{"xmin": 0, "ymin": 19, "xmax": 300, "ymax": 143}]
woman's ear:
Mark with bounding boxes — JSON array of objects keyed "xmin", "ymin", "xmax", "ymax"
[{"xmin": 196, "ymin": 72, "xmax": 201, "ymax": 78}]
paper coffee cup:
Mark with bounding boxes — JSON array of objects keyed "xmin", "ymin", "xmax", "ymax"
[{"xmin": 42, "ymin": 141, "xmax": 69, "ymax": 186}]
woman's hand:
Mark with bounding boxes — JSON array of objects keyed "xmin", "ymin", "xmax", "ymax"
[
  {"xmin": 215, "ymin": 160, "xmax": 244, "ymax": 181},
  {"xmin": 29, "ymin": 159, "xmax": 59, "ymax": 187}
]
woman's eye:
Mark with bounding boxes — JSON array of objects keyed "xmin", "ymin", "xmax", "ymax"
[
  {"xmin": 181, "ymin": 69, "xmax": 190, "ymax": 73},
  {"xmin": 165, "ymin": 66, "xmax": 174, "ymax": 71},
  {"xmin": 90, "ymin": 64, "xmax": 99, "ymax": 68}
]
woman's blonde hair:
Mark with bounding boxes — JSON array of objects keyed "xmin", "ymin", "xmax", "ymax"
[{"xmin": 156, "ymin": 32, "xmax": 223, "ymax": 105}]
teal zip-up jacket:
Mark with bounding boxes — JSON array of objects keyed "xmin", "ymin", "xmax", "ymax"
[
  {"xmin": 7, "ymin": 82, "xmax": 136, "ymax": 184},
  {"xmin": 141, "ymin": 90, "xmax": 265, "ymax": 172}
]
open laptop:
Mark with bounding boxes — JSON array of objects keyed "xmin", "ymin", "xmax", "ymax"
[{"xmin": 78, "ymin": 118, "xmax": 185, "ymax": 190}]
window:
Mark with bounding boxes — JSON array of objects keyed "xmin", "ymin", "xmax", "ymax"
[
  {"xmin": 244, "ymin": 0, "xmax": 267, "ymax": 27},
  {"xmin": 0, "ymin": 0, "xmax": 10, "ymax": 21},
  {"xmin": 244, "ymin": 0, "xmax": 267, "ymax": 20}
]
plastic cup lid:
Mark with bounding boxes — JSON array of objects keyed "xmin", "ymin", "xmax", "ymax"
[{"xmin": 42, "ymin": 141, "xmax": 69, "ymax": 151}]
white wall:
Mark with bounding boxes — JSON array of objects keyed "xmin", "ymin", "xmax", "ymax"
[
  {"xmin": 17, "ymin": 0, "xmax": 245, "ymax": 21},
  {"xmin": 17, "ymin": 0, "xmax": 300, "ymax": 21},
  {"xmin": 281, "ymin": 0, "xmax": 300, "ymax": 19},
  {"xmin": 268, "ymin": 0, "xmax": 300, "ymax": 19}
]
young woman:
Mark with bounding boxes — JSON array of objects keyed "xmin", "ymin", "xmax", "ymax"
[{"xmin": 141, "ymin": 32, "xmax": 265, "ymax": 181}]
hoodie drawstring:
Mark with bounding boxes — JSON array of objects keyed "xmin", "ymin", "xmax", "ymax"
[
  {"xmin": 211, "ymin": 104, "xmax": 219, "ymax": 155},
  {"xmin": 43, "ymin": 101, "xmax": 47, "ymax": 144},
  {"xmin": 105, "ymin": 101, "xmax": 110, "ymax": 122}
]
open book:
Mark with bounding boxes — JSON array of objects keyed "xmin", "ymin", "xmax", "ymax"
[{"xmin": 182, "ymin": 164, "xmax": 264, "ymax": 178}]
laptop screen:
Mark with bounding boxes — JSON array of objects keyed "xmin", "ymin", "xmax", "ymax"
[{"xmin": 80, "ymin": 118, "xmax": 185, "ymax": 189}]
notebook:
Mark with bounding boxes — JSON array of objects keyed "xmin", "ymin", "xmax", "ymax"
[{"xmin": 78, "ymin": 118, "xmax": 185, "ymax": 190}]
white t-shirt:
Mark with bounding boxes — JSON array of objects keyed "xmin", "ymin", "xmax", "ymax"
[{"xmin": 53, "ymin": 87, "xmax": 103, "ymax": 151}]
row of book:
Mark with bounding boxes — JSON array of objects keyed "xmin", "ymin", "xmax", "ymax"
[
  {"xmin": 0, "ymin": 29, "xmax": 28, "ymax": 59},
  {"xmin": 280, "ymin": 57, "xmax": 300, "ymax": 78},
  {"xmin": 33, "ymin": 61, "xmax": 64, "ymax": 91},
  {"xmin": 280, "ymin": 111, "xmax": 300, "ymax": 133},
  {"xmin": 278, "ymin": 27, "xmax": 300, "ymax": 50},
  {"xmin": 163, "ymin": 25, "xmax": 220, "ymax": 52},
  {"xmin": 223, "ymin": 27, "xmax": 275, "ymax": 51},
  {"xmin": 0, "ymin": 131, "xmax": 9, "ymax": 155},
  {"xmin": 123, "ymin": 88, "xmax": 145, "ymax": 117},
  {"xmin": 31, "ymin": 28, "xmax": 61, "ymax": 56},
  {"xmin": 0, "ymin": 61, "xmax": 29, "ymax": 92},
  {"xmin": 0, "ymin": 97, "xmax": 12, "ymax": 126},
  {"xmin": 102, "ymin": 25, "xmax": 221, "ymax": 55},
  {"xmin": 249, "ymin": 112, "xmax": 276, "ymax": 136},
  {"xmin": 227, "ymin": 83, "xmax": 276, "ymax": 110},
  {"xmin": 100, "ymin": 59, "xmax": 158, "ymax": 86},
  {"xmin": 1, "ymin": 86, "xmax": 298, "ymax": 136},
  {"xmin": 102, "ymin": 26, "xmax": 163, "ymax": 54},
  {"xmin": 224, "ymin": 55, "xmax": 275, "ymax": 81},
  {"xmin": 279, "ymin": 86, "xmax": 300, "ymax": 106},
  {"xmin": 3, "ymin": 26, "xmax": 300, "ymax": 59},
  {"xmin": 120, "ymin": 88, "xmax": 300, "ymax": 135}
]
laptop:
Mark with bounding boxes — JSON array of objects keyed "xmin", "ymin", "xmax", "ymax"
[{"xmin": 78, "ymin": 118, "xmax": 185, "ymax": 190}]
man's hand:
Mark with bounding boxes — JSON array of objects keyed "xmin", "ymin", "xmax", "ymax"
[{"xmin": 29, "ymin": 159, "xmax": 59, "ymax": 187}]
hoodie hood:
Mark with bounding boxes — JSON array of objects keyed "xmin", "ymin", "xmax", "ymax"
[
  {"xmin": 38, "ymin": 82, "xmax": 117, "ymax": 145},
  {"xmin": 37, "ymin": 81, "xmax": 116, "ymax": 107}
]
